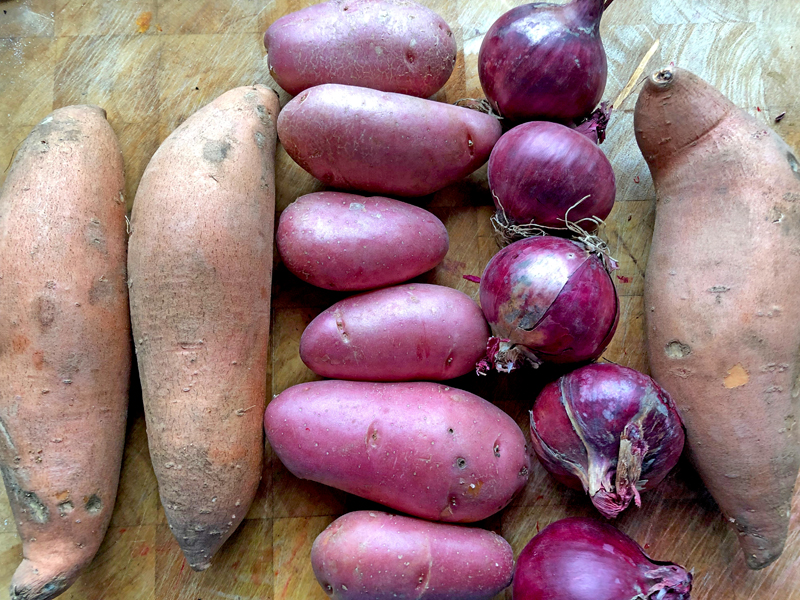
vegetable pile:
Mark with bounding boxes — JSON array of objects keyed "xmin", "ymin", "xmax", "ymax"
[{"xmin": 4, "ymin": 0, "xmax": 799, "ymax": 597}]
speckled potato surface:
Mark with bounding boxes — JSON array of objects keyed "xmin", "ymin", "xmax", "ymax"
[
  {"xmin": 264, "ymin": 0, "xmax": 456, "ymax": 98},
  {"xmin": 300, "ymin": 283, "xmax": 489, "ymax": 381},
  {"xmin": 0, "ymin": 105, "xmax": 130, "ymax": 600},
  {"xmin": 277, "ymin": 84, "xmax": 503, "ymax": 197},
  {"xmin": 311, "ymin": 511, "xmax": 514, "ymax": 600},
  {"xmin": 265, "ymin": 380, "xmax": 530, "ymax": 523},
  {"xmin": 128, "ymin": 86, "xmax": 279, "ymax": 571},
  {"xmin": 277, "ymin": 192, "xmax": 448, "ymax": 291}
]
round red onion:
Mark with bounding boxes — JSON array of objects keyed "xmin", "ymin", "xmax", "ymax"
[
  {"xmin": 513, "ymin": 518, "xmax": 693, "ymax": 600},
  {"xmin": 478, "ymin": 0, "xmax": 609, "ymax": 123},
  {"xmin": 488, "ymin": 121, "xmax": 616, "ymax": 230},
  {"xmin": 530, "ymin": 363, "xmax": 685, "ymax": 518},
  {"xmin": 478, "ymin": 236, "xmax": 618, "ymax": 372}
]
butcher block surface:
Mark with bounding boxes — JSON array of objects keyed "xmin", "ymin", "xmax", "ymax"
[{"xmin": 1, "ymin": 0, "xmax": 800, "ymax": 598}]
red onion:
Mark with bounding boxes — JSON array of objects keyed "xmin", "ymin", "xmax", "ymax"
[
  {"xmin": 488, "ymin": 121, "xmax": 616, "ymax": 231},
  {"xmin": 513, "ymin": 518, "xmax": 693, "ymax": 600},
  {"xmin": 530, "ymin": 364, "xmax": 685, "ymax": 518},
  {"xmin": 478, "ymin": 0, "xmax": 609, "ymax": 123},
  {"xmin": 478, "ymin": 236, "xmax": 618, "ymax": 372}
]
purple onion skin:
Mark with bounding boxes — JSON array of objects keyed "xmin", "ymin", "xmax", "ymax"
[
  {"xmin": 530, "ymin": 364, "xmax": 685, "ymax": 518},
  {"xmin": 479, "ymin": 236, "xmax": 618, "ymax": 369},
  {"xmin": 488, "ymin": 121, "xmax": 616, "ymax": 228},
  {"xmin": 513, "ymin": 518, "xmax": 692, "ymax": 600},
  {"xmin": 478, "ymin": 0, "xmax": 608, "ymax": 123}
]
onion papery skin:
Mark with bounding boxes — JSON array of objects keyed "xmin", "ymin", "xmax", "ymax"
[
  {"xmin": 478, "ymin": 0, "xmax": 608, "ymax": 123},
  {"xmin": 530, "ymin": 363, "xmax": 686, "ymax": 518},
  {"xmin": 478, "ymin": 236, "xmax": 619, "ymax": 371},
  {"xmin": 488, "ymin": 121, "xmax": 616, "ymax": 229},
  {"xmin": 513, "ymin": 517, "xmax": 693, "ymax": 600}
]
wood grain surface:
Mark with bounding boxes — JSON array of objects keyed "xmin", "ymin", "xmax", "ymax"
[{"xmin": 1, "ymin": 0, "xmax": 800, "ymax": 598}]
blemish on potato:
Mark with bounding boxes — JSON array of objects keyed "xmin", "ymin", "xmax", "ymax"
[
  {"xmin": 723, "ymin": 364, "xmax": 749, "ymax": 389},
  {"xmin": 254, "ymin": 131, "xmax": 266, "ymax": 149},
  {"xmin": 35, "ymin": 295, "xmax": 57, "ymax": 330},
  {"xmin": 58, "ymin": 500, "xmax": 74, "ymax": 516},
  {"xmin": 202, "ymin": 140, "xmax": 231, "ymax": 163},
  {"xmin": 89, "ymin": 277, "xmax": 114, "ymax": 305},
  {"xmin": 664, "ymin": 340, "xmax": 691, "ymax": 359}
]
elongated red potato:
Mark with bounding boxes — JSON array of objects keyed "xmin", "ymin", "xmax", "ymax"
[
  {"xmin": 265, "ymin": 380, "xmax": 530, "ymax": 522},
  {"xmin": 0, "ymin": 106, "xmax": 130, "ymax": 600},
  {"xmin": 264, "ymin": 0, "xmax": 456, "ymax": 98},
  {"xmin": 311, "ymin": 511, "xmax": 515, "ymax": 600},
  {"xmin": 300, "ymin": 284, "xmax": 489, "ymax": 381},
  {"xmin": 277, "ymin": 84, "xmax": 503, "ymax": 197},
  {"xmin": 636, "ymin": 67, "xmax": 800, "ymax": 569},
  {"xmin": 128, "ymin": 86, "xmax": 279, "ymax": 570},
  {"xmin": 277, "ymin": 192, "xmax": 449, "ymax": 291}
]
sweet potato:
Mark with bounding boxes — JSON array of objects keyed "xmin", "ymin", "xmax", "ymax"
[
  {"xmin": 128, "ymin": 86, "xmax": 279, "ymax": 570},
  {"xmin": 265, "ymin": 380, "xmax": 530, "ymax": 522},
  {"xmin": 0, "ymin": 106, "xmax": 130, "ymax": 600},
  {"xmin": 277, "ymin": 192, "xmax": 448, "ymax": 291},
  {"xmin": 311, "ymin": 511, "xmax": 515, "ymax": 600},
  {"xmin": 635, "ymin": 67, "xmax": 800, "ymax": 569},
  {"xmin": 277, "ymin": 84, "xmax": 503, "ymax": 197},
  {"xmin": 300, "ymin": 283, "xmax": 489, "ymax": 381},
  {"xmin": 264, "ymin": 0, "xmax": 456, "ymax": 98}
]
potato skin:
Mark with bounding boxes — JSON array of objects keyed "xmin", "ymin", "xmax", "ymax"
[
  {"xmin": 636, "ymin": 67, "xmax": 800, "ymax": 569},
  {"xmin": 300, "ymin": 284, "xmax": 489, "ymax": 381},
  {"xmin": 265, "ymin": 380, "xmax": 530, "ymax": 523},
  {"xmin": 311, "ymin": 511, "xmax": 514, "ymax": 600},
  {"xmin": 264, "ymin": 0, "xmax": 456, "ymax": 98},
  {"xmin": 277, "ymin": 84, "xmax": 503, "ymax": 197},
  {"xmin": 277, "ymin": 192, "xmax": 448, "ymax": 291},
  {"xmin": 128, "ymin": 86, "xmax": 279, "ymax": 571},
  {"xmin": 0, "ymin": 106, "xmax": 130, "ymax": 600}
]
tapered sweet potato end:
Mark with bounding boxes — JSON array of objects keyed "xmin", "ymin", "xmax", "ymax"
[
  {"xmin": 9, "ymin": 558, "xmax": 77, "ymax": 600},
  {"xmin": 738, "ymin": 527, "xmax": 787, "ymax": 570},
  {"xmin": 167, "ymin": 513, "xmax": 245, "ymax": 572},
  {"xmin": 634, "ymin": 66, "xmax": 735, "ymax": 172}
]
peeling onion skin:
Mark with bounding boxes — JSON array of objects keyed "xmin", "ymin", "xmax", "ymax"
[
  {"xmin": 488, "ymin": 121, "xmax": 616, "ymax": 228},
  {"xmin": 478, "ymin": 0, "xmax": 608, "ymax": 123},
  {"xmin": 513, "ymin": 518, "xmax": 693, "ymax": 600},
  {"xmin": 530, "ymin": 363, "xmax": 685, "ymax": 518},
  {"xmin": 478, "ymin": 236, "xmax": 619, "ymax": 370}
]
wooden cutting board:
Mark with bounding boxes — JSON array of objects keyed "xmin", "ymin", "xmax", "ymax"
[{"xmin": 1, "ymin": 0, "xmax": 799, "ymax": 598}]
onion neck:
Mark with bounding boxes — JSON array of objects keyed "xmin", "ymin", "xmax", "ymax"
[{"xmin": 569, "ymin": 0, "xmax": 607, "ymax": 27}]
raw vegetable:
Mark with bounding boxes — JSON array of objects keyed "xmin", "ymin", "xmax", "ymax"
[
  {"xmin": 635, "ymin": 66, "xmax": 800, "ymax": 569},
  {"xmin": 311, "ymin": 511, "xmax": 514, "ymax": 600},
  {"xmin": 0, "ymin": 106, "xmax": 130, "ymax": 600},
  {"xmin": 478, "ymin": 0, "xmax": 610, "ymax": 122},
  {"xmin": 264, "ymin": 380, "xmax": 530, "ymax": 522},
  {"xmin": 277, "ymin": 192, "xmax": 449, "ymax": 291},
  {"xmin": 277, "ymin": 84, "xmax": 503, "ymax": 197},
  {"xmin": 488, "ymin": 121, "xmax": 616, "ymax": 232},
  {"xmin": 264, "ymin": 0, "xmax": 456, "ymax": 98},
  {"xmin": 128, "ymin": 86, "xmax": 279, "ymax": 570},
  {"xmin": 530, "ymin": 363, "xmax": 685, "ymax": 518},
  {"xmin": 513, "ymin": 517, "xmax": 692, "ymax": 600},
  {"xmin": 300, "ymin": 283, "xmax": 489, "ymax": 381},
  {"xmin": 478, "ymin": 236, "xmax": 618, "ymax": 372}
]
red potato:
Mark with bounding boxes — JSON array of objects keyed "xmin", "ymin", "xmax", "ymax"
[
  {"xmin": 277, "ymin": 192, "xmax": 448, "ymax": 291},
  {"xmin": 265, "ymin": 380, "xmax": 530, "ymax": 522},
  {"xmin": 277, "ymin": 84, "xmax": 503, "ymax": 197},
  {"xmin": 264, "ymin": 0, "xmax": 456, "ymax": 98},
  {"xmin": 300, "ymin": 283, "xmax": 489, "ymax": 381},
  {"xmin": 0, "ymin": 106, "xmax": 130, "ymax": 600},
  {"xmin": 311, "ymin": 511, "xmax": 515, "ymax": 600},
  {"xmin": 635, "ymin": 67, "xmax": 800, "ymax": 569},
  {"xmin": 128, "ymin": 86, "xmax": 279, "ymax": 570}
]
